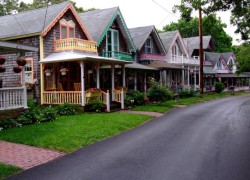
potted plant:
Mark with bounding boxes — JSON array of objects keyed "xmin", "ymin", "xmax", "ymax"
[
  {"xmin": 60, "ymin": 68, "xmax": 68, "ymax": 76},
  {"xmin": 13, "ymin": 66, "xmax": 22, "ymax": 73},
  {"xmin": 44, "ymin": 69, "xmax": 52, "ymax": 76},
  {"xmin": 0, "ymin": 56, "xmax": 6, "ymax": 65},
  {"xmin": 16, "ymin": 56, "xmax": 26, "ymax": 66},
  {"xmin": 0, "ymin": 66, "xmax": 6, "ymax": 73}
]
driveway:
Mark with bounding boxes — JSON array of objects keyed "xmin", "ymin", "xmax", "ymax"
[{"xmin": 8, "ymin": 95, "xmax": 250, "ymax": 180}]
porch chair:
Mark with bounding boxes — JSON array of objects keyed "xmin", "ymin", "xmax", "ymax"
[{"xmin": 74, "ymin": 83, "xmax": 81, "ymax": 91}]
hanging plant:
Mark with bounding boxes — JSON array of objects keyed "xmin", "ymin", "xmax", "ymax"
[
  {"xmin": 0, "ymin": 56, "xmax": 6, "ymax": 65},
  {"xmin": 16, "ymin": 56, "xmax": 26, "ymax": 66},
  {"xmin": 0, "ymin": 66, "xmax": 6, "ymax": 73},
  {"xmin": 13, "ymin": 66, "xmax": 22, "ymax": 73},
  {"xmin": 60, "ymin": 68, "xmax": 68, "ymax": 76},
  {"xmin": 44, "ymin": 69, "xmax": 52, "ymax": 76}
]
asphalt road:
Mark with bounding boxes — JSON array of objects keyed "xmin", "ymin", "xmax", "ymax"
[{"xmin": 8, "ymin": 95, "xmax": 250, "ymax": 180}]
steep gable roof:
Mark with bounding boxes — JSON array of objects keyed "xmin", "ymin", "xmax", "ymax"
[
  {"xmin": 205, "ymin": 52, "xmax": 235, "ymax": 67},
  {"xmin": 0, "ymin": 1, "xmax": 92, "ymax": 41},
  {"xmin": 79, "ymin": 7, "xmax": 136, "ymax": 52},
  {"xmin": 183, "ymin": 35, "xmax": 214, "ymax": 56},
  {"xmin": 129, "ymin": 25, "xmax": 166, "ymax": 54}
]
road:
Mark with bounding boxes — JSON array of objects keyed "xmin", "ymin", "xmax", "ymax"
[{"xmin": 8, "ymin": 95, "xmax": 250, "ymax": 180}]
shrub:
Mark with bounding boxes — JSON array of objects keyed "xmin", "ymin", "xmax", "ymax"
[
  {"xmin": 41, "ymin": 106, "xmax": 57, "ymax": 122},
  {"xmin": 178, "ymin": 90, "xmax": 195, "ymax": 99},
  {"xmin": 56, "ymin": 103, "xmax": 80, "ymax": 116},
  {"xmin": 215, "ymin": 82, "xmax": 225, "ymax": 93},
  {"xmin": 19, "ymin": 107, "xmax": 41, "ymax": 124},
  {"xmin": 85, "ymin": 100, "xmax": 105, "ymax": 112},
  {"xmin": 126, "ymin": 90, "xmax": 145, "ymax": 105},
  {"xmin": 0, "ymin": 118, "xmax": 21, "ymax": 129},
  {"xmin": 125, "ymin": 96, "xmax": 135, "ymax": 107},
  {"xmin": 147, "ymin": 78, "xmax": 173, "ymax": 103}
]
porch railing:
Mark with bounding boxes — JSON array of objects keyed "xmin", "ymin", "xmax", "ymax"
[
  {"xmin": 102, "ymin": 50, "xmax": 132, "ymax": 61},
  {"xmin": 43, "ymin": 91, "xmax": 82, "ymax": 105},
  {"xmin": 54, "ymin": 38, "xmax": 97, "ymax": 53},
  {"xmin": 140, "ymin": 53, "xmax": 165, "ymax": 61},
  {"xmin": 0, "ymin": 87, "xmax": 25, "ymax": 110},
  {"xmin": 114, "ymin": 89, "xmax": 125, "ymax": 109},
  {"xmin": 168, "ymin": 55, "xmax": 200, "ymax": 65}
]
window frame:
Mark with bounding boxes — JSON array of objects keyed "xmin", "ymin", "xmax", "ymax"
[
  {"xmin": 20, "ymin": 57, "xmax": 34, "ymax": 84},
  {"xmin": 145, "ymin": 37, "xmax": 152, "ymax": 53},
  {"xmin": 60, "ymin": 24, "xmax": 75, "ymax": 39}
]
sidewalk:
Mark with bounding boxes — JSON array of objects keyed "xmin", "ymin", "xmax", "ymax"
[{"xmin": 0, "ymin": 141, "xmax": 65, "ymax": 169}]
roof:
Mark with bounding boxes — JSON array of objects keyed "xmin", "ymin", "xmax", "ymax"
[
  {"xmin": 0, "ymin": 41, "xmax": 38, "ymax": 55},
  {"xmin": 101, "ymin": 62, "xmax": 157, "ymax": 70},
  {"xmin": 79, "ymin": 7, "xmax": 136, "ymax": 52},
  {"xmin": 0, "ymin": 2, "xmax": 69, "ymax": 39},
  {"xmin": 203, "ymin": 66, "xmax": 215, "ymax": 74},
  {"xmin": 40, "ymin": 51, "xmax": 132, "ymax": 64},
  {"xmin": 146, "ymin": 60, "xmax": 184, "ymax": 70},
  {"xmin": 205, "ymin": 52, "xmax": 235, "ymax": 65},
  {"xmin": 159, "ymin": 30, "xmax": 179, "ymax": 51},
  {"xmin": 129, "ymin": 25, "xmax": 166, "ymax": 54},
  {"xmin": 183, "ymin": 36, "xmax": 213, "ymax": 56}
]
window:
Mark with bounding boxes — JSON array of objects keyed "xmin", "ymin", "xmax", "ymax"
[
  {"xmin": 172, "ymin": 45, "xmax": 177, "ymax": 56},
  {"xmin": 145, "ymin": 37, "xmax": 152, "ymax": 53},
  {"xmin": 21, "ymin": 58, "xmax": 33, "ymax": 84},
  {"xmin": 106, "ymin": 29, "xmax": 119, "ymax": 57},
  {"xmin": 59, "ymin": 19, "xmax": 75, "ymax": 39},
  {"xmin": 217, "ymin": 59, "xmax": 221, "ymax": 70}
]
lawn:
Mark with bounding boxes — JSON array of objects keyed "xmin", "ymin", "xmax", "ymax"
[
  {"xmin": 0, "ymin": 163, "xmax": 22, "ymax": 180},
  {"xmin": 0, "ymin": 112, "xmax": 151, "ymax": 153},
  {"xmin": 131, "ymin": 104, "xmax": 174, "ymax": 113}
]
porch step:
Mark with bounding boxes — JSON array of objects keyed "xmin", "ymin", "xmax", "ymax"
[{"xmin": 110, "ymin": 101, "xmax": 121, "ymax": 112}]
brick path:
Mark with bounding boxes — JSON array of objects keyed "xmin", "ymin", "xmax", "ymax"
[
  {"xmin": 119, "ymin": 110, "xmax": 164, "ymax": 117},
  {"xmin": 0, "ymin": 141, "xmax": 65, "ymax": 169}
]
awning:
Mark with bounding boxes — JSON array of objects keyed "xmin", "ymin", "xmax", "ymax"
[
  {"xmin": 40, "ymin": 51, "xmax": 133, "ymax": 64},
  {"xmin": 145, "ymin": 60, "xmax": 184, "ymax": 70},
  {"xmin": 0, "ymin": 41, "xmax": 38, "ymax": 54}
]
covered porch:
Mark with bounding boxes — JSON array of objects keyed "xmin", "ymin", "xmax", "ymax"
[{"xmin": 40, "ymin": 51, "xmax": 131, "ymax": 112}]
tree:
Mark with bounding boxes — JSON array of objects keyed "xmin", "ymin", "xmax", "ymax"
[
  {"xmin": 176, "ymin": 0, "xmax": 250, "ymax": 42},
  {"xmin": 0, "ymin": 0, "xmax": 20, "ymax": 16},
  {"xmin": 163, "ymin": 14, "xmax": 233, "ymax": 52},
  {"xmin": 236, "ymin": 45, "xmax": 250, "ymax": 74}
]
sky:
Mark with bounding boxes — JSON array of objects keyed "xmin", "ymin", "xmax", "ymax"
[{"xmin": 22, "ymin": 0, "xmax": 241, "ymax": 45}]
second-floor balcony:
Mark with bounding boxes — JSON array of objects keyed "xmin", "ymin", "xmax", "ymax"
[
  {"xmin": 168, "ymin": 55, "xmax": 200, "ymax": 65},
  {"xmin": 102, "ymin": 50, "xmax": 132, "ymax": 61},
  {"xmin": 54, "ymin": 38, "xmax": 97, "ymax": 53},
  {"xmin": 139, "ymin": 53, "xmax": 165, "ymax": 61}
]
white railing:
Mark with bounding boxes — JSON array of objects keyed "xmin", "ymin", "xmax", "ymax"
[
  {"xmin": 0, "ymin": 87, "xmax": 26, "ymax": 110},
  {"xmin": 168, "ymin": 55, "xmax": 200, "ymax": 65},
  {"xmin": 114, "ymin": 89, "xmax": 125, "ymax": 109}
]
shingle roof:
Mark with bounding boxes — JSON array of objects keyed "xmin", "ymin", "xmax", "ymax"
[
  {"xmin": 79, "ymin": 7, "xmax": 136, "ymax": 51},
  {"xmin": 159, "ymin": 30, "xmax": 179, "ymax": 51},
  {"xmin": 0, "ymin": 1, "xmax": 69, "ymax": 39},
  {"xmin": 129, "ymin": 25, "xmax": 166, "ymax": 54},
  {"xmin": 79, "ymin": 7, "xmax": 118, "ymax": 43},
  {"xmin": 146, "ymin": 60, "xmax": 183, "ymax": 70},
  {"xmin": 183, "ymin": 36, "xmax": 213, "ymax": 56}
]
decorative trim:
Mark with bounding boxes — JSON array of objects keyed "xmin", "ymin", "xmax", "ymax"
[{"xmin": 0, "ymin": 33, "xmax": 41, "ymax": 41}]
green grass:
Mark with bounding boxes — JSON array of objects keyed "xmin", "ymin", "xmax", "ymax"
[
  {"xmin": 0, "ymin": 163, "xmax": 22, "ymax": 180},
  {"xmin": 0, "ymin": 113, "xmax": 151, "ymax": 153},
  {"xmin": 131, "ymin": 104, "xmax": 174, "ymax": 113}
]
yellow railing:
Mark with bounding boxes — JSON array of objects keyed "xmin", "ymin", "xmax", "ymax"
[
  {"xmin": 54, "ymin": 38, "xmax": 97, "ymax": 53},
  {"xmin": 114, "ymin": 89, "xmax": 122, "ymax": 103},
  {"xmin": 100, "ymin": 91, "xmax": 107, "ymax": 105},
  {"xmin": 43, "ymin": 91, "xmax": 81, "ymax": 105}
]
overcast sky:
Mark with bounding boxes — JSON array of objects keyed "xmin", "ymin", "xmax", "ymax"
[{"xmin": 22, "ymin": 0, "xmax": 241, "ymax": 45}]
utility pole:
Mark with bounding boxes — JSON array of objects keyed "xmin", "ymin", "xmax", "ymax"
[{"xmin": 199, "ymin": 7, "xmax": 204, "ymax": 94}]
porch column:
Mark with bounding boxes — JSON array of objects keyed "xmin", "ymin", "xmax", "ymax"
[
  {"xmin": 122, "ymin": 64, "xmax": 126, "ymax": 87},
  {"xmin": 187, "ymin": 66, "xmax": 190, "ymax": 86},
  {"xmin": 134, "ymin": 71, "xmax": 137, "ymax": 90},
  {"xmin": 111, "ymin": 64, "xmax": 115, "ymax": 101},
  {"xmin": 22, "ymin": 66, "xmax": 27, "ymax": 108},
  {"xmin": 164, "ymin": 70, "xmax": 167, "ymax": 85},
  {"xmin": 40, "ymin": 63, "xmax": 44, "ymax": 104},
  {"xmin": 80, "ymin": 61, "xmax": 85, "ymax": 106},
  {"xmin": 96, "ymin": 63, "xmax": 100, "ymax": 89},
  {"xmin": 194, "ymin": 66, "xmax": 197, "ymax": 91},
  {"xmin": 182, "ymin": 66, "xmax": 185, "ymax": 85},
  {"xmin": 159, "ymin": 70, "xmax": 163, "ymax": 85},
  {"xmin": 144, "ymin": 72, "xmax": 147, "ymax": 95}
]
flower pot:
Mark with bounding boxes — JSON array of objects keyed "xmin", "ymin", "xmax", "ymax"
[
  {"xmin": 0, "ymin": 66, "xmax": 6, "ymax": 73},
  {"xmin": 45, "ymin": 72, "xmax": 51, "ymax": 76},
  {"xmin": 13, "ymin": 66, "xmax": 22, "ymax": 73},
  {"xmin": 16, "ymin": 57, "xmax": 26, "ymax": 66},
  {"xmin": 61, "ymin": 71, "xmax": 67, "ymax": 76},
  {"xmin": 0, "ymin": 56, "xmax": 6, "ymax": 65}
]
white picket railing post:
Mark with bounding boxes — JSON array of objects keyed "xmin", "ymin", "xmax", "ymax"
[
  {"xmin": 121, "ymin": 89, "xmax": 124, "ymax": 109},
  {"xmin": 106, "ymin": 90, "xmax": 110, "ymax": 112}
]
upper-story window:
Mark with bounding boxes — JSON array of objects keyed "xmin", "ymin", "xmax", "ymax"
[
  {"xmin": 59, "ymin": 19, "xmax": 75, "ymax": 39},
  {"xmin": 217, "ymin": 59, "xmax": 221, "ymax": 70},
  {"xmin": 106, "ymin": 29, "xmax": 119, "ymax": 52},
  {"xmin": 145, "ymin": 37, "xmax": 152, "ymax": 53},
  {"xmin": 172, "ymin": 45, "xmax": 177, "ymax": 56}
]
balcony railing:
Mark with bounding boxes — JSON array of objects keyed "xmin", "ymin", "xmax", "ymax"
[
  {"xmin": 140, "ymin": 53, "xmax": 165, "ymax": 61},
  {"xmin": 54, "ymin": 38, "xmax": 97, "ymax": 53},
  {"xmin": 167, "ymin": 55, "xmax": 200, "ymax": 65},
  {"xmin": 102, "ymin": 51, "xmax": 132, "ymax": 61}
]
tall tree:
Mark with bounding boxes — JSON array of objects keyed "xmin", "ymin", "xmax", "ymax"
[
  {"xmin": 176, "ymin": 0, "xmax": 250, "ymax": 42},
  {"xmin": 163, "ymin": 14, "xmax": 233, "ymax": 52},
  {"xmin": 236, "ymin": 45, "xmax": 250, "ymax": 74},
  {"xmin": 0, "ymin": 0, "xmax": 19, "ymax": 16}
]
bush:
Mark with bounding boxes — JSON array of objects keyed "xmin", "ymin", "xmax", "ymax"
[
  {"xmin": 0, "ymin": 118, "xmax": 21, "ymax": 130},
  {"xmin": 178, "ymin": 90, "xmax": 195, "ymax": 99},
  {"xmin": 85, "ymin": 100, "xmax": 105, "ymax": 112},
  {"xmin": 41, "ymin": 106, "xmax": 57, "ymax": 122},
  {"xmin": 125, "ymin": 96, "xmax": 135, "ymax": 107},
  {"xmin": 215, "ymin": 82, "xmax": 225, "ymax": 93},
  {"xmin": 147, "ymin": 78, "xmax": 173, "ymax": 103},
  {"xmin": 19, "ymin": 107, "xmax": 41, "ymax": 124},
  {"xmin": 56, "ymin": 103, "xmax": 80, "ymax": 116},
  {"xmin": 126, "ymin": 90, "xmax": 145, "ymax": 105}
]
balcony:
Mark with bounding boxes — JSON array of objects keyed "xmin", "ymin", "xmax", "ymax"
[
  {"xmin": 167, "ymin": 55, "xmax": 200, "ymax": 65},
  {"xmin": 102, "ymin": 51, "xmax": 132, "ymax": 61},
  {"xmin": 140, "ymin": 53, "xmax": 165, "ymax": 61},
  {"xmin": 54, "ymin": 38, "xmax": 97, "ymax": 53}
]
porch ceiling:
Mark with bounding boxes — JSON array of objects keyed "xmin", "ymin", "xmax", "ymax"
[
  {"xmin": 40, "ymin": 51, "xmax": 132, "ymax": 64},
  {"xmin": 0, "ymin": 41, "xmax": 38, "ymax": 55}
]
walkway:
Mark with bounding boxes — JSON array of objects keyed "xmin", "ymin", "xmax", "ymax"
[
  {"xmin": 119, "ymin": 110, "xmax": 164, "ymax": 117},
  {"xmin": 0, "ymin": 141, "xmax": 65, "ymax": 169}
]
